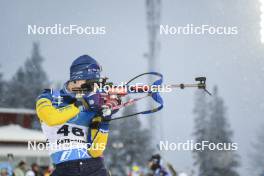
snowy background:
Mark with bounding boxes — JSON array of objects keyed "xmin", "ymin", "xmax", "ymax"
[{"xmin": 1, "ymin": 0, "xmax": 264, "ymax": 175}]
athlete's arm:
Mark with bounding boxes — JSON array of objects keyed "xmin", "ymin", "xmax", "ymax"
[
  {"xmin": 86, "ymin": 97, "xmax": 121, "ymax": 157},
  {"xmin": 87, "ymin": 116, "xmax": 109, "ymax": 158},
  {"xmin": 36, "ymin": 98, "xmax": 80, "ymax": 126}
]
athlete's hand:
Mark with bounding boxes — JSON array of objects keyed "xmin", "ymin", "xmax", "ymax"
[
  {"xmin": 103, "ymin": 95, "xmax": 121, "ymax": 110},
  {"xmin": 101, "ymin": 105, "xmax": 112, "ymax": 117},
  {"xmin": 82, "ymin": 93, "xmax": 103, "ymax": 111},
  {"xmin": 98, "ymin": 106, "xmax": 112, "ymax": 132}
]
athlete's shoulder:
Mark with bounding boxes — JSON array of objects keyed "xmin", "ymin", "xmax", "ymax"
[{"xmin": 37, "ymin": 88, "xmax": 53, "ymax": 101}]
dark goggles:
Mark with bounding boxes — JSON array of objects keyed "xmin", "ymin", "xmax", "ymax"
[
  {"xmin": 80, "ymin": 79, "xmax": 101, "ymax": 92},
  {"xmin": 71, "ymin": 78, "xmax": 107, "ymax": 93}
]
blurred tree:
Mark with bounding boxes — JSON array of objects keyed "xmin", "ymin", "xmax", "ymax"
[
  {"xmin": 193, "ymin": 86, "xmax": 240, "ymax": 176},
  {"xmin": 250, "ymin": 123, "xmax": 264, "ymax": 176},
  {"xmin": 105, "ymin": 98, "xmax": 154, "ymax": 176},
  {"xmin": 207, "ymin": 87, "xmax": 240, "ymax": 176},
  {"xmin": 193, "ymin": 90, "xmax": 210, "ymax": 176},
  {"xmin": 6, "ymin": 42, "xmax": 49, "ymax": 109}
]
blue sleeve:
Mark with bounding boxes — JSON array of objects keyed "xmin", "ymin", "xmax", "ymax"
[{"xmin": 37, "ymin": 89, "xmax": 53, "ymax": 101}]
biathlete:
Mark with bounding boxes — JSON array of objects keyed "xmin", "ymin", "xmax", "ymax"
[{"xmin": 36, "ymin": 55, "xmax": 120, "ymax": 176}]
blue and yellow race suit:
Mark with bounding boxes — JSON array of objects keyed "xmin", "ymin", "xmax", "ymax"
[{"xmin": 36, "ymin": 87, "xmax": 109, "ymax": 164}]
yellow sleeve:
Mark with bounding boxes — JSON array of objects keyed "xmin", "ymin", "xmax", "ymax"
[
  {"xmin": 87, "ymin": 117, "xmax": 109, "ymax": 158},
  {"xmin": 36, "ymin": 98, "xmax": 80, "ymax": 126}
]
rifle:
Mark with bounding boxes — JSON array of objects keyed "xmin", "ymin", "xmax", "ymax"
[{"xmin": 71, "ymin": 72, "xmax": 211, "ymax": 121}]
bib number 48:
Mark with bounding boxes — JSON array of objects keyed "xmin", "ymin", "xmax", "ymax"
[{"xmin": 57, "ymin": 125, "xmax": 84, "ymax": 137}]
